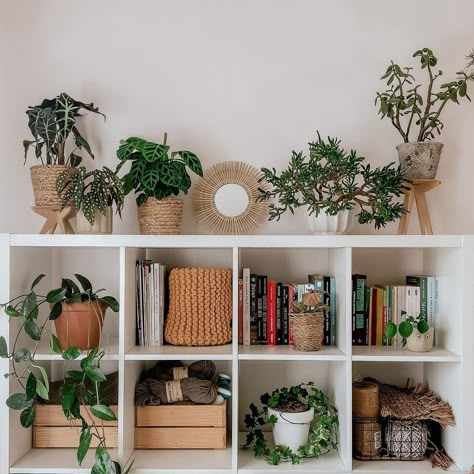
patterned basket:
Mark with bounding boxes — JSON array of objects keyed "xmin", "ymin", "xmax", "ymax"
[
  {"xmin": 165, "ymin": 268, "xmax": 232, "ymax": 346},
  {"xmin": 137, "ymin": 197, "xmax": 183, "ymax": 235},
  {"xmin": 290, "ymin": 312, "xmax": 324, "ymax": 351}
]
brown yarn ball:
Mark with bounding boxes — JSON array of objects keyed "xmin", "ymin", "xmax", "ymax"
[
  {"xmin": 140, "ymin": 360, "xmax": 216, "ymax": 382},
  {"xmin": 149, "ymin": 377, "xmax": 217, "ymax": 405},
  {"xmin": 135, "ymin": 379, "xmax": 161, "ymax": 406}
]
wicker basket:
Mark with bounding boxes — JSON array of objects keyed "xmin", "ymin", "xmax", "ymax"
[
  {"xmin": 137, "ymin": 197, "xmax": 184, "ymax": 235},
  {"xmin": 165, "ymin": 268, "xmax": 232, "ymax": 346},
  {"xmin": 30, "ymin": 165, "xmax": 71, "ymax": 207},
  {"xmin": 290, "ymin": 312, "xmax": 324, "ymax": 351}
]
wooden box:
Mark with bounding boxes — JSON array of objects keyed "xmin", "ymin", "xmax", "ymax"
[
  {"xmin": 135, "ymin": 401, "xmax": 227, "ymax": 449},
  {"xmin": 33, "ymin": 405, "xmax": 119, "ymax": 448}
]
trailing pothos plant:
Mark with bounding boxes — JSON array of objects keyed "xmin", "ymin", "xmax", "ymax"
[
  {"xmin": 0, "ymin": 274, "xmax": 130, "ymax": 474},
  {"xmin": 56, "ymin": 166, "xmax": 125, "ymax": 225},
  {"xmin": 243, "ymin": 382, "xmax": 338, "ymax": 465},
  {"xmin": 115, "ymin": 133, "xmax": 203, "ymax": 206},
  {"xmin": 23, "ymin": 92, "xmax": 105, "ymax": 166},
  {"xmin": 258, "ymin": 133, "xmax": 408, "ymax": 229}
]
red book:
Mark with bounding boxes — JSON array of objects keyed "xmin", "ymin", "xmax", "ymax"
[
  {"xmin": 267, "ymin": 281, "xmax": 277, "ymax": 346},
  {"xmin": 288, "ymin": 284, "xmax": 294, "ymax": 344},
  {"xmin": 238, "ymin": 279, "xmax": 243, "ymax": 344}
]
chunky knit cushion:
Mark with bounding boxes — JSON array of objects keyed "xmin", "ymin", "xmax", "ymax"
[{"xmin": 165, "ymin": 268, "xmax": 232, "ymax": 346}]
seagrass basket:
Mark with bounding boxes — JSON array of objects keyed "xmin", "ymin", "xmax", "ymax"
[
  {"xmin": 137, "ymin": 197, "xmax": 184, "ymax": 235},
  {"xmin": 30, "ymin": 165, "xmax": 72, "ymax": 207},
  {"xmin": 165, "ymin": 268, "xmax": 233, "ymax": 346},
  {"xmin": 290, "ymin": 312, "xmax": 324, "ymax": 351}
]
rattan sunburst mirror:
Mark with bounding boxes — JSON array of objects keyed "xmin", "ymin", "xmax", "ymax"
[{"xmin": 193, "ymin": 161, "xmax": 268, "ymax": 234}]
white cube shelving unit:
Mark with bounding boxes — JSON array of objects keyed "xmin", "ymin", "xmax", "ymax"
[{"xmin": 0, "ymin": 234, "xmax": 473, "ymax": 473}]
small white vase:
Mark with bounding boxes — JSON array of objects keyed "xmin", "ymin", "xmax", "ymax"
[
  {"xmin": 76, "ymin": 207, "xmax": 113, "ymax": 235},
  {"xmin": 305, "ymin": 209, "xmax": 351, "ymax": 234},
  {"xmin": 268, "ymin": 407, "xmax": 314, "ymax": 451},
  {"xmin": 406, "ymin": 327, "xmax": 434, "ymax": 352}
]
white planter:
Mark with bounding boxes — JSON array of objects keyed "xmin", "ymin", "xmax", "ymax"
[
  {"xmin": 268, "ymin": 407, "xmax": 314, "ymax": 452},
  {"xmin": 305, "ymin": 209, "xmax": 350, "ymax": 234},
  {"xmin": 76, "ymin": 207, "xmax": 113, "ymax": 235},
  {"xmin": 406, "ymin": 327, "xmax": 434, "ymax": 352}
]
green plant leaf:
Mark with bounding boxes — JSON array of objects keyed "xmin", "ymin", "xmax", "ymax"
[
  {"xmin": 49, "ymin": 301, "xmax": 63, "ymax": 321},
  {"xmin": 398, "ymin": 320, "xmax": 414, "ymax": 338},
  {"xmin": 7, "ymin": 393, "xmax": 34, "ymax": 410},
  {"xmin": 60, "ymin": 382, "xmax": 76, "ymax": 410},
  {"xmin": 66, "ymin": 370, "xmax": 84, "ymax": 381},
  {"xmin": 46, "ymin": 287, "xmax": 66, "ymax": 303},
  {"xmin": 24, "ymin": 319, "xmax": 41, "ymax": 341},
  {"xmin": 36, "ymin": 379, "xmax": 49, "ymax": 400},
  {"xmin": 74, "ymin": 274, "xmax": 93, "ymax": 293},
  {"xmin": 0, "ymin": 336, "xmax": 8, "ymax": 358},
  {"xmin": 63, "ymin": 347, "xmax": 81, "ymax": 360},
  {"xmin": 34, "ymin": 365, "xmax": 49, "ymax": 392},
  {"xmin": 91, "ymin": 404, "xmax": 117, "ymax": 421},
  {"xmin": 49, "ymin": 333, "xmax": 63, "ymax": 354},
  {"xmin": 12, "ymin": 348, "xmax": 32, "ymax": 362},
  {"xmin": 31, "ymin": 274, "xmax": 46, "ymax": 290},
  {"xmin": 62, "ymin": 278, "xmax": 81, "ymax": 296},
  {"xmin": 20, "ymin": 405, "xmax": 36, "ymax": 428},
  {"xmin": 35, "ymin": 108, "xmax": 57, "ymax": 152},
  {"xmin": 384, "ymin": 321, "xmax": 397, "ymax": 340},
  {"xmin": 5, "ymin": 305, "xmax": 20, "ymax": 317},
  {"xmin": 21, "ymin": 292, "xmax": 37, "ymax": 319},
  {"xmin": 85, "ymin": 366, "xmax": 106, "ymax": 383},
  {"xmin": 417, "ymin": 319, "xmax": 430, "ymax": 334},
  {"xmin": 177, "ymin": 151, "xmax": 203, "ymax": 177},
  {"xmin": 26, "ymin": 373, "xmax": 37, "ymax": 400},
  {"xmin": 94, "ymin": 447, "xmax": 112, "ymax": 473},
  {"xmin": 142, "ymin": 142, "xmax": 169, "ymax": 162},
  {"xmin": 69, "ymin": 153, "xmax": 83, "ymax": 167},
  {"xmin": 141, "ymin": 168, "xmax": 161, "ymax": 192},
  {"xmin": 77, "ymin": 427, "xmax": 92, "ymax": 465},
  {"xmin": 160, "ymin": 163, "xmax": 185, "ymax": 188},
  {"xmin": 100, "ymin": 296, "xmax": 119, "ymax": 312}
]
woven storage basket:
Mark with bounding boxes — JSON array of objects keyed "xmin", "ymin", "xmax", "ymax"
[
  {"xmin": 137, "ymin": 197, "xmax": 184, "ymax": 235},
  {"xmin": 30, "ymin": 165, "xmax": 71, "ymax": 207},
  {"xmin": 165, "ymin": 268, "xmax": 232, "ymax": 346},
  {"xmin": 385, "ymin": 420, "xmax": 428, "ymax": 460},
  {"xmin": 290, "ymin": 312, "xmax": 324, "ymax": 351}
]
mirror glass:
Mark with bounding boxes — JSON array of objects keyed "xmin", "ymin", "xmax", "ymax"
[{"xmin": 214, "ymin": 184, "xmax": 249, "ymax": 217}]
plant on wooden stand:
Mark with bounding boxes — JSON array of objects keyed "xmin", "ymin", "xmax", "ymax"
[
  {"xmin": 376, "ymin": 47, "xmax": 474, "ymax": 179},
  {"xmin": 384, "ymin": 311, "xmax": 433, "ymax": 353},
  {"xmin": 0, "ymin": 274, "xmax": 129, "ymax": 474},
  {"xmin": 258, "ymin": 132, "xmax": 408, "ymax": 233},
  {"xmin": 116, "ymin": 133, "xmax": 203, "ymax": 234},
  {"xmin": 243, "ymin": 382, "xmax": 338, "ymax": 465},
  {"xmin": 56, "ymin": 166, "xmax": 124, "ymax": 234},
  {"xmin": 23, "ymin": 92, "xmax": 105, "ymax": 207}
]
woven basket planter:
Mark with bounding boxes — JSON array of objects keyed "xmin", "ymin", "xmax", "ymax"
[
  {"xmin": 137, "ymin": 197, "xmax": 184, "ymax": 235},
  {"xmin": 165, "ymin": 268, "xmax": 232, "ymax": 346},
  {"xmin": 30, "ymin": 165, "xmax": 72, "ymax": 207},
  {"xmin": 290, "ymin": 312, "xmax": 324, "ymax": 351}
]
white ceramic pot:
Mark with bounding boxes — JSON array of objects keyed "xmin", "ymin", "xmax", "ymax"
[
  {"xmin": 406, "ymin": 327, "xmax": 434, "ymax": 352},
  {"xmin": 268, "ymin": 407, "xmax": 314, "ymax": 452},
  {"xmin": 305, "ymin": 209, "xmax": 350, "ymax": 234},
  {"xmin": 76, "ymin": 207, "xmax": 113, "ymax": 235}
]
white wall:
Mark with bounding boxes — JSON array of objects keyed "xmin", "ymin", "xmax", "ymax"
[{"xmin": 1, "ymin": 0, "xmax": 473, "ymax": 235}]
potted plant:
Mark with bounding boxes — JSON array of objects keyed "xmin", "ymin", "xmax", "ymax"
[
  {"xmin": 243, "ymin": 382, "xmax": 338, "ymax": 465},
  {"xmin": 258, "ymin": 132, "xmax": 408, "ymax": 233},
  {"xmin": 56, "ymin": 166, "xmax": 124, "ymax": 234},
  {"xmin": 116, "ymin": 133, "xmax": 203, "ymax": 234},
  {"xmin": 23, "ymin": 92, "xmax": 105, "ymax": 207},
  {"xmin": 384, "ymin": 311, "xmax": 434, "ymax": 352},
  {"xmin": 376, "ymin": 48, "xmax": 474, "ymax": 179},
  {"xmin": 0, "ymin": 274, "xmax": 130, "ymax": 474}
]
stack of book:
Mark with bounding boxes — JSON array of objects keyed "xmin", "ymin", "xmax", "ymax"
[
  {"xmin": 352, "ymin": 274, "xmax": 438, "ymax": 346},
  {"xmin": 136, "ymin": 260, "xmax": 167, "ymax": 346},
  {"xmin": 239, "ymin": 270, "xmax": 336, "ymax": 347}
]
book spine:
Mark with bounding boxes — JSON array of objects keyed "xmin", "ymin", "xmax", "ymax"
[
  {"xmin": 323, "ymin": 276, "xmax": 331, "ymax": 346},
  {"xmin": 406, "ymin": 276, "xmax": 427, "ymax": 319},
  {"xmin": 262, "ymin": 276, "xmax": 268, "ymax": 344},
  {"xmin": 352, "ymin": 275, "xmax": 367, "ymax": 345},
  {"xmin": 238, "ymin": 278, "xmax": 243, "ymax": 345},
  {"xmin": 434, "ymin": 277, "xmax": 439, "ymax": 345},
  {"xmin": 387, "ymin": 286, "xmax": 392, "ymax": 346},
  {"xmin": 282, "ymin": 285, "xmax": 289, "ymax": 345},
  {"xmin": 267, "ymin": 281, "xmax": 277, "ymax": 346},
  {"xmin": 257, "ymin": 276, "xmax": 264, "ymax": 343},
  {"xmin": 330, "ymin": 277, "xmax": 336, "ymax": 346},
  {"xmin": 382, "ymin": 289, "xmax": 388, "ymax": 346},
  {"xmin": 364, "ymin": 285, "xmax": 370, "ymax": 345},
  {"xmin": 250, "ymin": 274, "xmax": 258, "ymax": 345},
  {"xmin": 288, "ymin": 284, "xmax": 296, "ymax": 344},
  {"xmin": 243, "ymin": 268, "xmax": 251, "ymax": 346},
  {"xmin": 276, "ymin": 283, "xmax": 282, "ymax": 344}
]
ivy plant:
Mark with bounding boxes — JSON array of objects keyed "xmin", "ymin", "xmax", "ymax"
[
  {"xmin": 56, "ymin": 166, "xmax": 125, "ymax": 225},
  {"xmin": 243, "ymin": 382, "xmax": 338, "ymax": 465},
  {"xmin": 0, "ymin": 274, "xmax": 129, "ymax": 474},
  {"xmin": 375, "ymin": 48, "xmax": 474, "ymax": 143},
  {"xmin": 385, "ymin": 311, "xmax": 430, "ymax": 345},
  {"xmin": 258, "ymin": 133, "xmax": 408, "ymax": 229},
  {"xmin": 115, "ymin": 133, "xmax": 203, "ymax": 206},
  {"xmin": 23, "ymin": 92, "xmax": 105, "ymax": 166}
]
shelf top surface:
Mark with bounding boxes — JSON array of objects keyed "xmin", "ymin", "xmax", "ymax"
[
  {"xmin": 351, "ymin": 346, "xmax": 462, "ymax": 362},
  {"xmin": 7, "ymin": 234, "xmax": 464, "ymax": 248}
]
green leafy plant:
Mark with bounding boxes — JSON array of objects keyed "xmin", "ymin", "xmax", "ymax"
[
  {"xmin": 375, "ymin": 48, "xmax": 474, "ymax": 143},
  {"xmin": 290, "ymin": 291, "xmax": 328, "ymax": 314},
  {"xmin": 243, "ymin": 382, "xmax": 338, "ymax": 465},
  {"xmin": 384, "ymin": 311, "xmax": 430, "ymax": 344},
  {"xmin": 258, "ymin": 132, "xmax": 408, "ymax": 229},
  {"xmin": 23, "ymin": 92, "xmax": 105, "ymax": 166},
  {"xmin": 0, "ymin": 274, "xmax": 129, "ymax": 474},
  {"xmin": 56, "ymin": 166, "xmax": 125, "ymax": 225},
  {"xmin": 115, "ymin": 133, "xmax": 203, "ymax": 206}
]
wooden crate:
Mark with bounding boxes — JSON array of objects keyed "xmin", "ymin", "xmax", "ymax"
[
  {"xmin": 135, "ymin": 401, "xmax": 227, "ymax": 449},
  {"xmin": 33, "ymin": 405, "xmax": 118, "ymax": 448}
]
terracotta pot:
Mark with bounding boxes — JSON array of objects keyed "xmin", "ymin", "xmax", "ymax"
[
  {"xmin": 53, "ymin": 301, "xmax": 107, "ymax": 350},
  {"xmin": 77, "ymin": 207, "xmax": 113, "ymax": 234},
  {"xmin": 137, "ymin": 197, "xmax": 184, "ymax": 235},
  {"xmin": 30, "ymin": 165, "xmax": 72, "ymax": 207},
  {"xmin": 396, "ymin": 142, "xmax": 443, "ymax": 179}
]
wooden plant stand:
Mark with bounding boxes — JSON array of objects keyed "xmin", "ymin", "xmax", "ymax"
[
  {"xmin": 398, "ymin": 179, "xmax": 441, "ymax": 235},
  {"xmin": 32, "ymin": 206, "xmax": 76, "ymax": 234}
]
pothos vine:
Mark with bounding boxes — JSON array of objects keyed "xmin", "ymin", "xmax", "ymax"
[{"xmin": 243, "ymin": 382, "xmax": 339, "ymax": 465}]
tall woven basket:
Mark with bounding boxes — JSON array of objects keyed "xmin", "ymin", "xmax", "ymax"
[
  {"xmin": 290, "ymin": 312, "xmax": 324, "ymax": 351},
  {"xmin": 30, "ymin": 165, "xmax": 71, "ymax": 207},
  {"xmin": 165, "ymin": 268, "xmax": 233, "ymax": 346},
  {"xmin": 137, "ymin": 197, "xmax": 184, "ymax": 235}
]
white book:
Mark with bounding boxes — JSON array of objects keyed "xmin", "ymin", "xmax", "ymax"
[
  {"xmin": 243, "ymin": 268, "xmax": 251, "ymax": 346},
  {"xmin": 154, "ymin": 263, "xmax": 160, "ymax": 346},
  {"xmin": 397, "ymin": 286, "xmax": 408, "ymax": 347},
  {"xmin": 160, "ymin": 265, "xmax": 166, "ymax": 345},
  {"xmin": 150, "ymin": 263, "xmax": 155, "ymax": 347}
]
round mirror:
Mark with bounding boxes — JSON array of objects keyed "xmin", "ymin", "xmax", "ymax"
[{"xmin": 214, "ymin": 184, "xmax": 249, "ymax": 217}]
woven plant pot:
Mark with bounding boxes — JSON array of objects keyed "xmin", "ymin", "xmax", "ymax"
[
  {"xmin": 30, "ymin": 165, "xmax": 72, "ymax": 207},
  {"xmin": 77, "ymin": 207, "xmax": 113, "ymax": 235},
  {"xmin": 137, "ymin": 197, "xmax": 184, "ymax": 235},
  {"xmin": 290, "ymin": 312, "xmax": 324, "ymax": 351}
]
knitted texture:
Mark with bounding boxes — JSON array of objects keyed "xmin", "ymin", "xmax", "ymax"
[{"xmin": 165, "ymin": 268, "xmax": 232, "ymax": 346}]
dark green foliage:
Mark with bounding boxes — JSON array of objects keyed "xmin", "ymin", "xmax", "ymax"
[
  {"xmin": 243, "ymin": 382, "xmax": 338, "ymax": 465},
  {"xmin": 258, "ymin": 133, "xmax": 408, "ymax": 229},
  {"xmin": 116, "ymin": 133, "xmax": 203, "ymax": 206},
  {"xmin": 376, "ymin": 48, "xmax": 474, "ymax": 143},
  {"xmin": 56, "ymin": 166, "xmax": 125, "ymax": 225},
  {"xmin": 385, "ymin": 311, "xmax": 431, "ymax": 344},
  {"xmin": 24, "ymin": 92, "xmax": 105, "ymax": 166}
]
